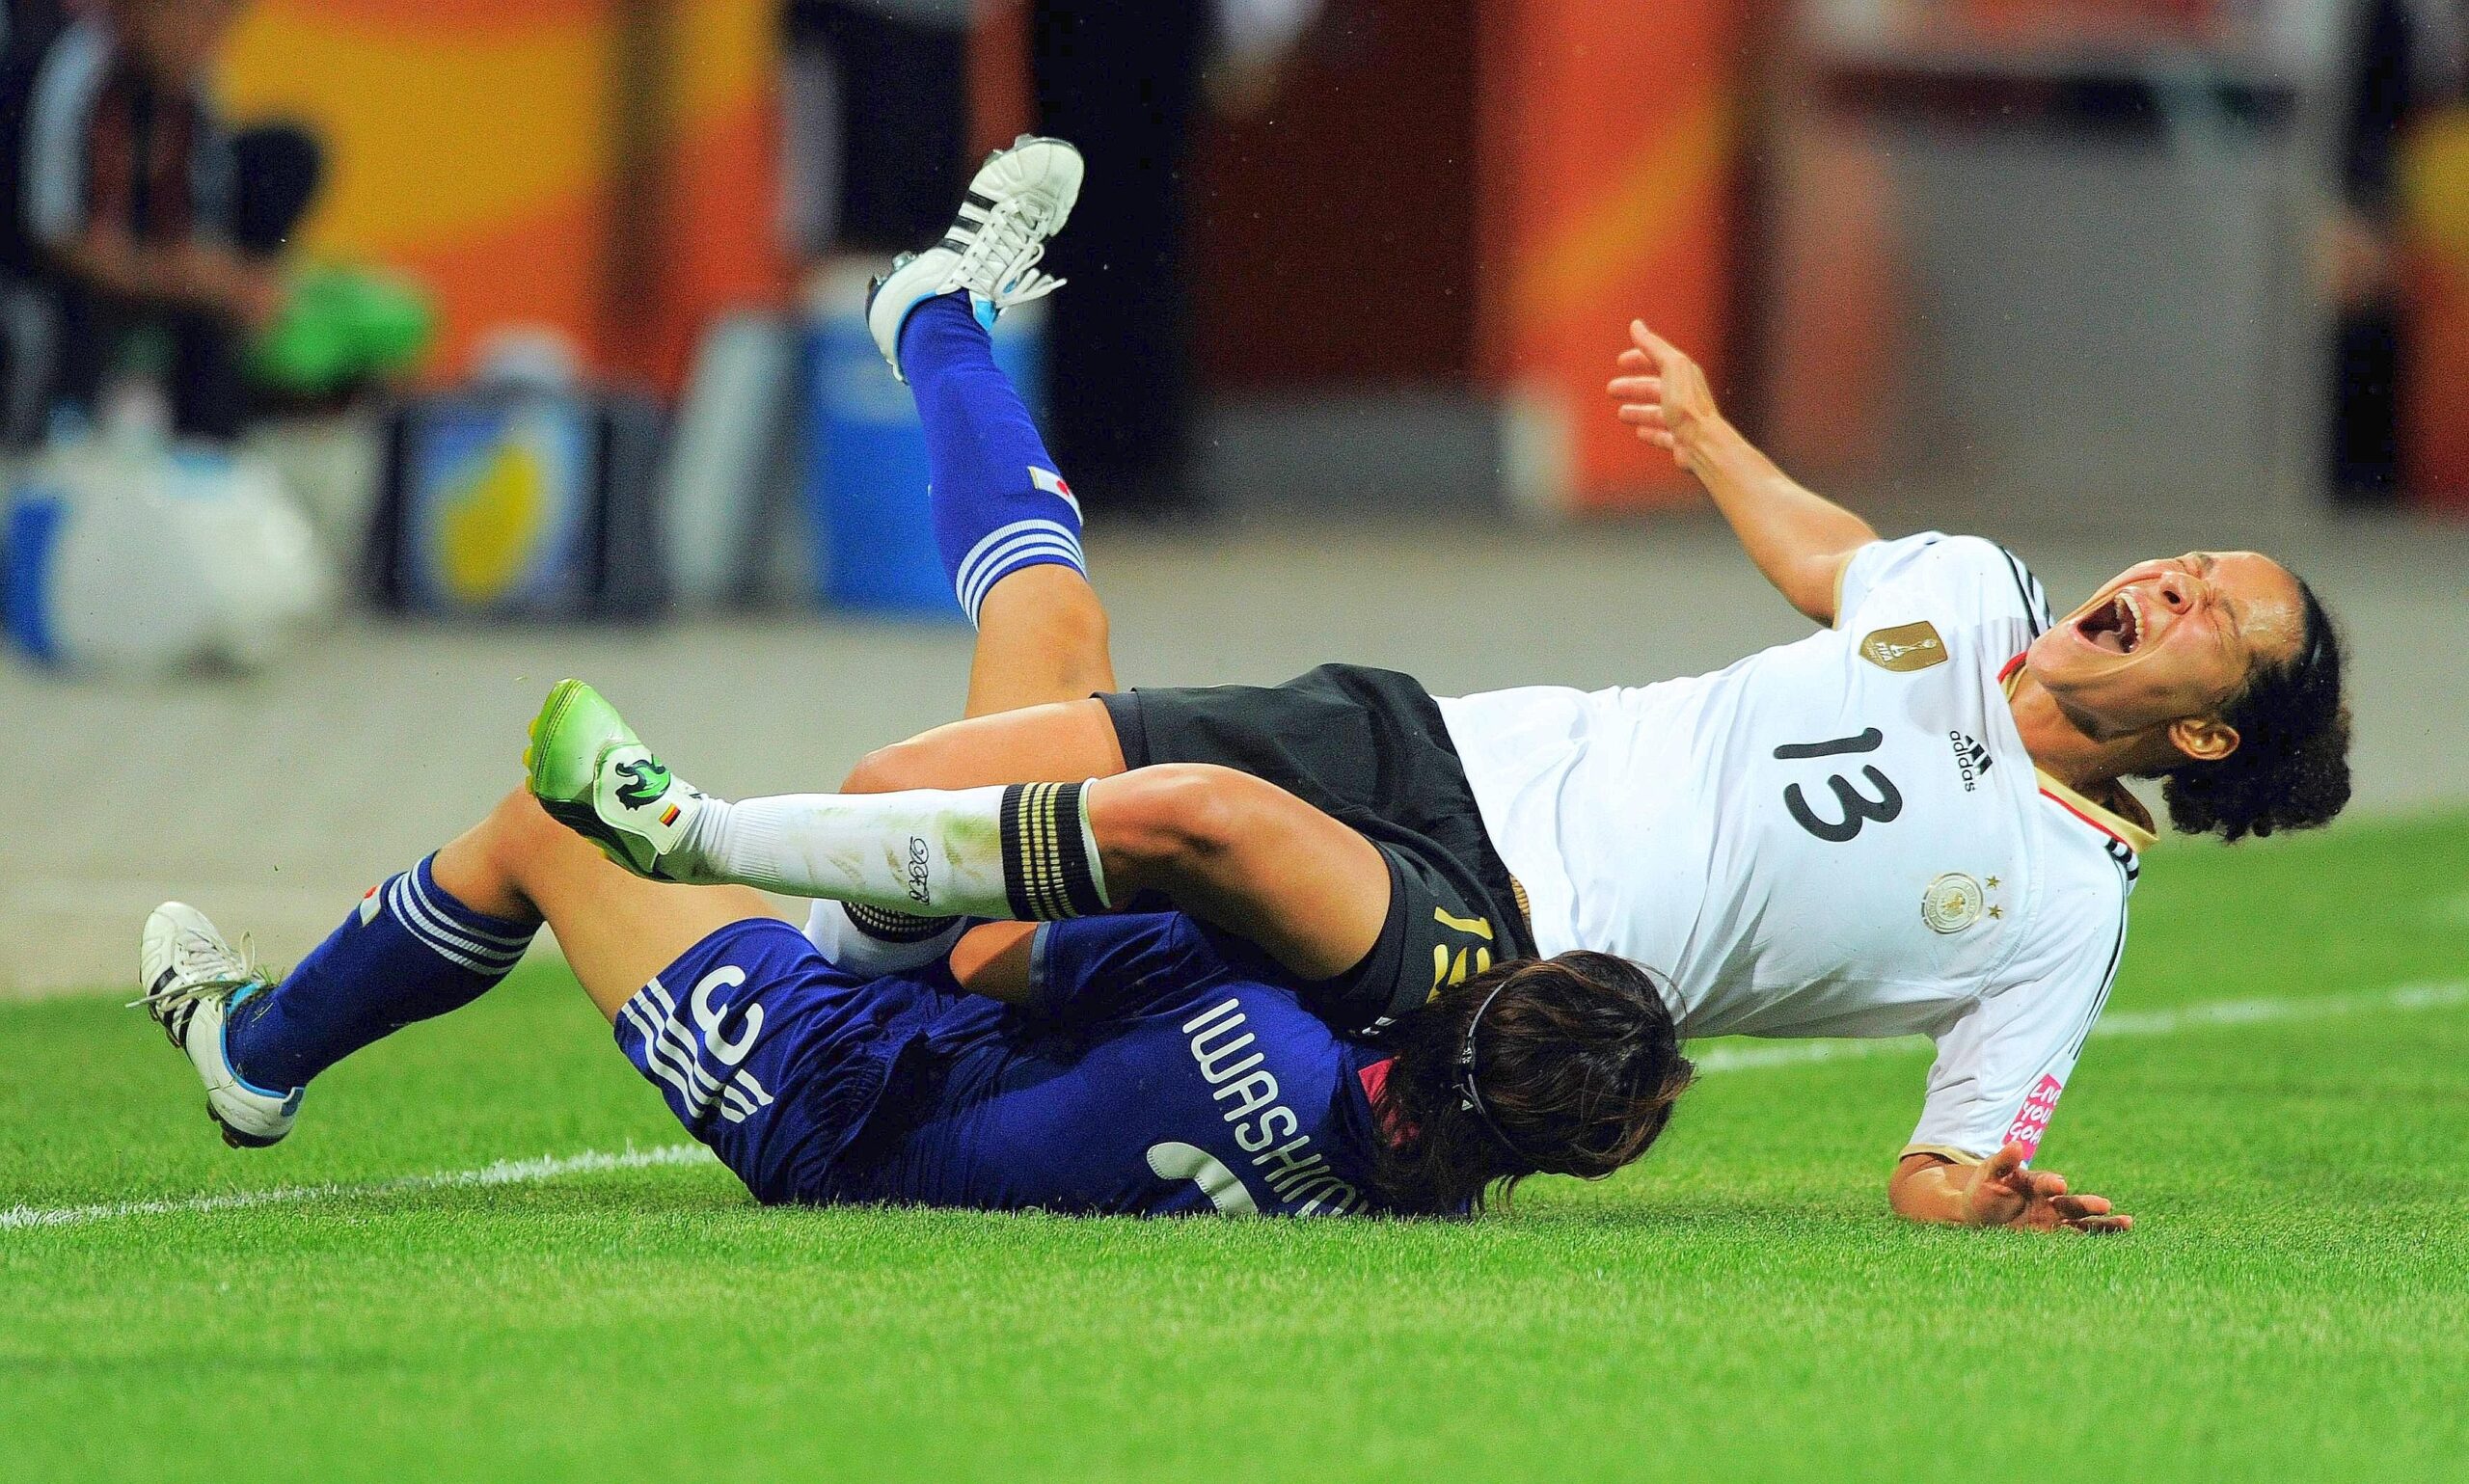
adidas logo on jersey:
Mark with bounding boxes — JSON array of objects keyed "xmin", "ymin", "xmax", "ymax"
[{"xmin": 1947, "ymin": 731, "xmax": 1994, "ymax": 792}]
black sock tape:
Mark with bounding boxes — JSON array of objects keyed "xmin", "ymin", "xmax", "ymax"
[{"xmin": 999, "ymin": 781, "xmax": 1107, "ymax": 921}]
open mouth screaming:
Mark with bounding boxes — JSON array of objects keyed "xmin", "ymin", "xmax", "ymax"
[{"xmin": 2076, "ymin": 589, "xmax": 2145, "ymax": 655}]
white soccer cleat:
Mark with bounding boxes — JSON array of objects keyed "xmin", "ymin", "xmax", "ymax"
[
  {"xmin": 134, "ymin": 902, "xmax": 301, "ymax": 1148},
  {"xmin": 867, "ymin": 134, "xmax": 1085, "ymax": 382}
]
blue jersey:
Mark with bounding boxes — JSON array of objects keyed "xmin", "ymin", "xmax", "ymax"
[
  {"xmin": 614, "ymin": 914, "xmax": 1411, "ymax": 1217},
  {"xmin": 837, "ymin": 914, "xmax": 1399, "ymax": 1216}
]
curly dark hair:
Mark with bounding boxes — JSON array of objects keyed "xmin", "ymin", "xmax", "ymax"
[
  {"xmin": 1365, "ymin": 951, "xmax": 1694, "ymax": 1215},
  {"xmin": 2158, "ymin": 579, "xmax": 2351, "ymax": 843}
]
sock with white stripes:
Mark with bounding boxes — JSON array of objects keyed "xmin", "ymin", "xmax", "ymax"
[
  {"xmin": 902, "ymin": 291, "xmax": 1086, "ymax": 625},
  {"xmin": 677, "ymin": 782, "xmax": 1111, "ymax": 923},
  {"xmin": 223, "ymin": 854, "xmax": 538, "ymax": 1090}
]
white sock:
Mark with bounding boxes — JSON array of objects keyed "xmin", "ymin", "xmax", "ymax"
[
  {"xmin": 676, "ymin": 782, "xmax": 1110, "ymax": 922},
  {"xmin": 802, "ymin": 901, "xmax": 970, "ymax": 977}
]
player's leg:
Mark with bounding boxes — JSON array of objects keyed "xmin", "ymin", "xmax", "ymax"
[
  {"xmin": 891, "ymin": 288, "xmax": 1115, "ymax": 715},
  {"xmin": 431, "ymin": 790, "xmax": 786, "ymax": 1023},
  {"xmin": 531, "ymin": 681, "xmax": 1394, "ymax": 985},
  {"xmin": 804, "ymin": 136, "xmax": 1113, "ymax": 970},
  {"xmin": 864, "ymin": 135, "xmax": 1108, "ymax": 715},
  {"xmin": 135, "ymin": 826, "xmax": 549, "ymax": 1147},
  {"xmin": 802, "ymin": 695, "xmax": 1130, "ymax": 973},
  {"xmin": 966, "ymin": 566, "xmax": 1113, "ymax": 719},
  {"xmin": 135, "ymin": 788, "xmax": 775, "ymax": 1148},
  {"xmin": 842, "ymin": 697, "xmax": 1126, "ymax": 791},
  {"xmin": 839, "ymin": 279, "xmax": 1121, "ymax": 752},
  {"xmin": 1083, "ymin": 765, "xmax": 1391, "ymax": 980}
]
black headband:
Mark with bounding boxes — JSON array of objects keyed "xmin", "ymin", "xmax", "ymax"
[{"xmin": 1452, "ymin": 980, "xmax": 1531, "ymax": 1164}]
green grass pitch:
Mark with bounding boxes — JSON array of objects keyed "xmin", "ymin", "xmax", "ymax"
[{"xmin": 6, "ymin": 812, "xmax": 2467, "ymax": 1482}]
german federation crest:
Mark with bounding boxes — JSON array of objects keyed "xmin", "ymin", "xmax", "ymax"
[{"xmin": 1921, "ymin": 872, "xmax": 1986, "ymax": 933}]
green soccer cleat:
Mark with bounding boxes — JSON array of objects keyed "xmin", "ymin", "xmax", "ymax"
[{"xmin": 525, "ymin": 679, "xmax": 706, "ymax": 881}]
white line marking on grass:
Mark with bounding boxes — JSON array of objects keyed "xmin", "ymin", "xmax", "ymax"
[
  {"xmin": 0, "ymin": 1143, "xmax": 714, "ymax": 1232},
  {"xmin": 1692, "ymin": 980, "xmax": 2469, "ymax": 1073}
]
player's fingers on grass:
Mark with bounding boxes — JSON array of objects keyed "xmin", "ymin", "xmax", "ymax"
[
  {"xmin": 2068, "ymin": 1213, "xmax": 2132, "ymax": 1235},
  {"xmin": 2050, "ymin": 1193, "xmax": 2110, "ymax": 1221}
]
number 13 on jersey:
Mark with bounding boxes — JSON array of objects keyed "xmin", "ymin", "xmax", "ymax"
[{"xmin": 1774, "ymin": 729, "xmax": 1904, "ymax": 843}]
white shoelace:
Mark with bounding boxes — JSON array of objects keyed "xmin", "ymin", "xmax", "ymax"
[
  {"xmin": 128, "ymin": 930, "xmax": 269, "ymax": 1040},
  {"xmin": 956, "ymin": 196, "xmax": 1067, "ymax": 309}
]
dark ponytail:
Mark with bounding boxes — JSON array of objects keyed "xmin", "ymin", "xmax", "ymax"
[{"xmin": 1367, "ymin": 951, "xmax": 1694, "ymax": 1215}]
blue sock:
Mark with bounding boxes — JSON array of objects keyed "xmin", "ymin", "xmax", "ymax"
[
  {"xmin": 900, "ymin": 292, "xmax": 1086, "ymax": 625},
  {"xmin": 225, "ymin": 855, "xmax": 538, "ymax": 1090}
]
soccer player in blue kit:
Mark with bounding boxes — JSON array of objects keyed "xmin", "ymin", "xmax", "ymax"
[
  {"xmin": 132, "ymin": 138, "xmax": 1694, "ymax": 1219},
  {"xmin": 135, "ymin": 725, "xmax": 1685, "ymax": 1216},
  {"xmin": 139, "ymin": 782, "xmax": 1684, "ymax": 1216}
]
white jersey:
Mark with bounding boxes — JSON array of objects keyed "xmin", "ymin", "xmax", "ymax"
[{"xmin": 1436, "ymin": 534, "xmax": 2152, "ymax": 1162}]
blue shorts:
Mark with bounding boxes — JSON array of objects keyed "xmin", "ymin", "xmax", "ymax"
[{"xmin": 612, "ymin": 917, "xmax": 953, "ymax": 1204}]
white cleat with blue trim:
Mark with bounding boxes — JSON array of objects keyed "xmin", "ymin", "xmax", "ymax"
[
  {"xmin": 866, "ymin": 134, "xmax": 1084, "ymax": 383},
  {"xmin": 134, "ymin": 902, "xmax": 302, "ymax": 1148}
]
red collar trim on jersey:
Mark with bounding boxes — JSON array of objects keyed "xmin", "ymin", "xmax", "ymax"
[
  {"xmin": 1358, "ymin": 1058, "xmax": 1415, "ymax": 1146},
  {"xmin": 2000, "ymin": 655, "xmax": 2157, "ymax": 852},
  {"xmin": 1358, "ymin": 1057, "xmax": 1392, "ymax": 1105}
]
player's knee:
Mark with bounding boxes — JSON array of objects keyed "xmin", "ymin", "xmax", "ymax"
[
  {"xmin": 843, "ymin": 738, "xmax": 940, "ymax": 795},
  {"xmin": 1025, "ymin": 582, "xmax": 1110, "ymax": 665},
  {"xmin": 1095, "ymin": 766, "xmax": 1258, "ymax": 881},
  {"xmin": 981, "ymin": 564, "xmax": 1108, "ymax": 656},
  {"xmin": 474, "ymin": 789, "xmax": 575, "ymax": 878}
]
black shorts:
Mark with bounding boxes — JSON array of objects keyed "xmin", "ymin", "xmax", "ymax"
[{"xmin": 1100, "ymin": 663, "xmax": 1536, "ymax": 1036}]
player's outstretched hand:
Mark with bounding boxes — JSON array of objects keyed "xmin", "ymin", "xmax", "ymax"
[
  {"xmin": 1606, "ymin": 319, "xmax": 1723, "ymax": 466},
  {"xmin": 1960, "ymin": 1142, "xmax": 2134, "ymax": 1235}
]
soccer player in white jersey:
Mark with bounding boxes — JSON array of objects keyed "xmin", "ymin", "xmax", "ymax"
[{"xmin": 550, "ymin": 168, "xmax": 2348, "ymax": 1232}]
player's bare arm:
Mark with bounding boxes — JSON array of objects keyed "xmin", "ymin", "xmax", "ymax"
[{"xmin": 1607, "ymin": 320, "xmax": 1878, "ymax": 625}]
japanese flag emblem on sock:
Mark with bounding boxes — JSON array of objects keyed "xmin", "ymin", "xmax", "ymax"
[{"xmin": 1029, "ymin": 467, "xmax": 1081, "ymax": 520}]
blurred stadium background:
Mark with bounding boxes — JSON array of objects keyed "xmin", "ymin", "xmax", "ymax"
[{"xmin": 4, "ymin": 0, "xmax": 2466, "ymax": 997}]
